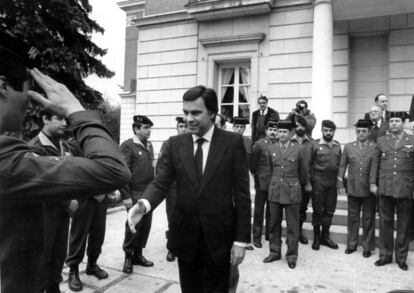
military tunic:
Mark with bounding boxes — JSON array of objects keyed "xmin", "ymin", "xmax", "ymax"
[
  {"xmin": 337, "ymin": 141, "xmax": 379, "ymax": 252},
  {"xmin": 121, "ymin": 137, "xmax": 155, "ymax": 254},
  {"xmin": 267, "ymin": 140, "xmax": 308, "ymax": 262},
  {"xmin": 376, "ymin": 133, "xmax": 414, "ymax": 263},
  {"xmin": 249, "ymin": 137, "xmax": 275, "ymax": 243},
  {"xmin": 310, "ymin": 139, "xmax": 342, "ymax": 227}
]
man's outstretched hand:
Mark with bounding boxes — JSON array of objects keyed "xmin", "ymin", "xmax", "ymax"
[
  {"xmin": 28, "ymin": 68, "xmax": 84, "ymax": 117},
  {"xmin": 127, "ymin": 201, "xmax": 146, "ymax": 233}
]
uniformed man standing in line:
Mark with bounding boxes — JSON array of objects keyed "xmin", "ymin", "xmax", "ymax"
[
  {"xmin": 232, "ymin": 117, "xmax": 252, "ymax": 155},
  {"xmin": 290, "ymin": 115, "xmax": 314, "ymax": 245},
  {"xmin": 121, "ymin": 115, "xmax": 155, "ymax": 274},
  {"xmin": 337, "ymin": 119, "xmax": 379, "ymax": 258},
  {"xmin": 160, "ymin": 117, "xmax": 187, "ymax": 262},
  {"xmin": 263, "ymin": 120, "xmax": 310, "ymax": 269},
  {"xmin": 310, "ymin": 120, "xmax": 342, "ymax": 250},
  {"xmin": 249, "ymin": 120, "xmax": 278, "ymax": 248},
  {"xmin": 29, "ymin": 109, "xmax": 79, "ymax": 293},
  {"xmin": 374, "ymin": 112, "xmax": 414, "ymax": 271}
]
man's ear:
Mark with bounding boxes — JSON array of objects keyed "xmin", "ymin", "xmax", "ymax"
[{"xmin": 0, "ymin": 78, "xmax": 9, "ymax": 97}]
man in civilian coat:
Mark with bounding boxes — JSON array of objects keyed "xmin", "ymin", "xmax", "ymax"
[
  {"xmin": 364, "ymin": 94, "xmax": 390, "ymax": 121},
  {"xmin": 127, "ymin": 86, "xmax": 251, "ymax": 293},
  {"xmin": 263, "ymin": 120, "xmax": 310, "ymax": 269},
  {"xmin": 367, "ymin": 105, "xmax": 389, "ymax": 143},
  {"xmin": 251, "ymin": 96, "xmax": 279, "ymax": 143},
  {"xmin": 337, "ymin": 119, "xmax": 379, "ymax": 258},
  {"xmin": 374, "ymin": 111, "xmax": 414, "ymax": 271}
]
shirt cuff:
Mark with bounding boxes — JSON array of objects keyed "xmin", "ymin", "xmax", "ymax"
[
  {"xmin": 233, "ymin": 241, "xmax": 248, "ymax": 248},
  {"xmin": 138, "ymin": 199, "xmax": 151, "ymax": 213}
]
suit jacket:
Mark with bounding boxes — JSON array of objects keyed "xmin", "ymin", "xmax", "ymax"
[
  {"xmin": 141, "ymin": 127, "xmax": 251, "ymax": 265},
  {"xmin": 364, "ymin": 110, "xmax": 390, "ymax": 121},
  {"xmin": 376, "ymin": 132, "xmax": 414, "ymax": 199},
  {"xmin": 368, "ymin": 118, "xmax": 388, "ymax": 143},
  {"xmin": 337, "ymin": 141, "xmax": 379, "ymax": 197},
  {"xmin": 251, "ymin": 107, "xmax": 279, "ymax": 142},
  {"xmin": 267, "ymin": 140, "xmax": 309, "ymax": 204}
]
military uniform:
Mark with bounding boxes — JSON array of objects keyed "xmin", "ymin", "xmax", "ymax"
[
  {"xmin": 121, "ymin": 136, "xmax": 155, "ymax": 255},
  {"xmin": 267, "ymin": 139, "xmax": 308, "ymax": 263},
  {"xmin": 376, "ymin": 132, "xmax": 414, "ymax": 264},
  {"xmin": 29, "ymin": 132, "xmax": 74, "ymax": 291},
  {"xmin": 243, "ymin": 136, "xmax": 252, "ymax": 155},
  {"xmin": 290, "ymin": 135, "xmax": 313, "ymax": 237},
  {"xmin": 337, "ymin": 141, "xmax": 379, "ymax": 253},
  {"xmin": 250, "ymin": 137, "xmax": 275, "ymax": 245},
  {"xmin": 0, "ymin": 111, "xmax": 130, "ymax": 293}
]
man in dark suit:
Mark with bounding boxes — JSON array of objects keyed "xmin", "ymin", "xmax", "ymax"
[
  {"xmin": 367, "ymin": 105, "xmax": 388, "ymax": 142},
  {"xmin": 251, "ymin": 96, "xmax": 279, "ymax": 143},
  {"xmin": 337, "ymin": 119, "xmax": 379, "ymax": 258},
  {"xmin": 374, "ymin": 111, "xmax": 414, "ymax": 271},
  {"xmin": 364, "ymin": 94, "xmax": 390, "ymax": 121},
  {"xmin": 128, "ymin": 86, "xmax": 251, "ymax": 293}
]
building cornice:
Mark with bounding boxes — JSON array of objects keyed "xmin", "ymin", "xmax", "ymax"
[{"xmin": 200, "ymin": 33, "xmax": 265, "ymax": 47}]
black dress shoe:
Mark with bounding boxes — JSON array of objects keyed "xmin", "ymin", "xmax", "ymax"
[
  {"xmin": 86, "ymin": 263, "xmax": 108, "ymax": 279},
  {"xmin": 132, "ymin": 254, "xmax": 154, "ymax": 267},
  {"xmin": 166, "ymin": 251, "xmax": 175, "ymax": 262},
  {"xmin": 288, "ymin": 261, "xmax": 296, "ymax": 269},
  {"xmin": 263, "ymin": 255, "xmax": 281, "ymax": 263},
  {"xmin": 68, "ymin": 268, "xmax": 83, "ymax": 292},
  {"xmin": 320, "ymin": 237, "xmax": 339, "ymax": 249},
  {"xmin": 245, "ymin": 245, "xmax": 254, "ymax": 251},
  {"xmin": 362, "ymin": 251, "xmax": 371, "ymax": 258},
  {"xmin": 345, "ymin": 248, "xmax": 356, "ymax": 254},
  {"xmin": 374, "ymin": 259, "xmax": 392, "ymax": 267},
  {"xmin": 123, "ymin": 257, "xmax": 133, "ymax": 274},
  {"xmin": 298, "ymin": 233, "xmax": 308, "ymax": 245},
  {"xmin": 397, "ymin": 262, "xmax": 408, "ymax": 271},
  {"xmin": 253, "ymin": 241, "xmax": 262, "ymax": 248}
]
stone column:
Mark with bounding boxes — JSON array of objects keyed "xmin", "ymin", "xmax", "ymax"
[{"xmin": 311, "ymin": 0, "xmax": 333, "ymax": 128}]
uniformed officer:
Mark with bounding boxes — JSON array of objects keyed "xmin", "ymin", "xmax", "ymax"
[
  {"xmin": 161, "ymin": 116, "xmax": 187, "ymax": 262},
  {"xmin": 232, "ymin": 116, "xmax": 252, "ymax": 155},
  {"xmin": 249, "ymin": 120, "xmax": 278, "ymax": 248},
  {"xmin": 337, "ymin": 119, "xmax": 379, "ymax": 258},
  {"xmin": 290, "ymin": 115, "xmax": 313, "ymax": 245},
  {"xmin": 374, "ymin": 111, "xmax": 414, "ymax": 271},
  {"xmin": 263, "ymin": 120, "xmax": 309, "ymax": 269},
  {"xmin": 0, "ymin": 31, "xmax": 130, "ymax": 293},
  {"xmin": 29, "ymin": 109, "xmax": 79, "ymax": 293},
  {"xmin": 121, "ymin": 115, "xmax": 155, "ymax": 274},
  {"xmin": 310, "ymin": 120, "xmax": 342, "ymax": 250}
]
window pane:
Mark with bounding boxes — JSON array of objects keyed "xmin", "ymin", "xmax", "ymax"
[
  {"xmin": 238, "ymin": 105, "xmax": 250, "ymax": 119},
  {"xmin": 221, "ymin": 87, "xmax": 234, "ymax": 103},
  {"xmin": 239, "ymin": 66, "xmax": 250, "ymax": 85},
  {"xmin": 221, "ymin": 105, "xmax": 234, "ymax": 119},
  {"xmin": 239, "ymin": 86, "xmax": 249, "ymax": 103},
  {"xmin": 221, "ymin": 68, "xmax": 234, "ymax": 85}
]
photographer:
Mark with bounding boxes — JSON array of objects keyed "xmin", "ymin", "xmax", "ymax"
[{"xmin": 287, "ymin": 100, "xmax": 316, "ymax": 137}]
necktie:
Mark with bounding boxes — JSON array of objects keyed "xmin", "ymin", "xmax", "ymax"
[
  {"xmin": 281, "ymin": 144, "xmax": 287, "ymax": 152},
  {"xmin": 194, "ymin": 137, "xmax": 206, "ymax": 183},
  {"xmin": 360, "ymin": 143, "xmax": 366, "ymax": 150},
  {"xmin": 393, "ymin": 136, "xmax": 399, "ymax": 147}
]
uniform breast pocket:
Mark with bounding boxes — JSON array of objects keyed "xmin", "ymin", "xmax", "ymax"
[
  {"xmin": 402, "ymin": 147, "xmax": 414, "ymax": 159},
  {"xmin": 287, "ymin": 178, "xmax": 301, "ymax": 202},
  {"xmin": 317, "ymin": 150, "xmax": 330, "ymax": 162}
]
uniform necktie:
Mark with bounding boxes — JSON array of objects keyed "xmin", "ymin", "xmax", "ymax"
[
  {"xmin": 194, "ymin": 137, "xmax": 206, "ymax": 183},
  {"xmin": 281, "ymin": 144, "xmax": 287, "ymax": 152},
  {"xmin": 393, "ymin": 136, "xmax": 399, "ymax": 147},
  {"xmin": 360, "ymin": 143, "xmax": 366, "ymax": 150}
]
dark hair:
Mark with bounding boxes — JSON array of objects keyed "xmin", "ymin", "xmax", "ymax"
[
  {"xmin": 296, "ymin": 100, "xmax": 308, "ymax": 108},
  {"xmin": 131, "ymin": 122, "xmax": 143, "ymax": 134},
  {"xmin": 258, "ymin": 96, "xmax": 268, "ymax": 103},
  {"xmin": 183, "ymin": 85, "xmax": 218, "ymax": 115},
  {"xmin": 0, "ymin": 53, "xmax": 29, "ymax": 91},
  {"xmin": 39, "ymin": 108, "xmax": 63, "ymax": 128},
  {"xmin": 374, "ymin": 93, "xmax": 386, "ymax": 102}
]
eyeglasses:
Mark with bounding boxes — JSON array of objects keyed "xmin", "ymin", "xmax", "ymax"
[{"xmin": 258, "ymin": 102, "xmax": 267, "ymax": 105}]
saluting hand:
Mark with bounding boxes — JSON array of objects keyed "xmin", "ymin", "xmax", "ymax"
[
  {"xmin": 28, "ymin": 68, "xmax": 84, "ymax": 117},
  {"xmin": 128, "ymin": 201, "xmax": 146, "ymax": 233},
  {"xmin": 230, "ymin": 244, "xmax": 246, "ymax": 266}
]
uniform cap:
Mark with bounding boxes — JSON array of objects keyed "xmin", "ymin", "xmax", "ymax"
[
  {"xmin": 133, "ymin": 115, "xmax": 153, "ymax": 126},
  {"xmin": 387, "ymin": 111, "xmax": 408, "ymax": 121},
  {"xmin": 0, "ymin": 29, "xmax": 41, "ymax": 68},
  {"xmin": 267, "ymin": 119, "xmax": 278, "ymax": 128},
  {"xmin": 322, "ymin": 120, "xmax": 336, "ymax": 130},
  {"xmin": 277, "ymin": 120, "xmax": 293, "ymax": 130},
  {"xmin": 232, "ymin": 116, "xmax": 249, "ymax": 125},
  {"xmin": 175, "ymin": 117, "xmax": 184, "ymax": 124},
  {"xmin": 354, "ymin": 119, "xmax": 373, "ymax": 128}
]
